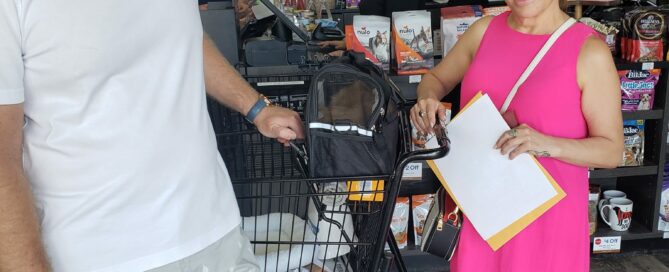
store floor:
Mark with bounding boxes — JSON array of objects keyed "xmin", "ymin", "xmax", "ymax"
[{"xmin": 402, "ymin": 250, "xmax": 669, "ymax": 272}]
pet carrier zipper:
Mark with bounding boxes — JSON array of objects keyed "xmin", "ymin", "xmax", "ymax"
[{"xmin": 437, "ymin": 213, "xmax": 444, "ymax": 231}]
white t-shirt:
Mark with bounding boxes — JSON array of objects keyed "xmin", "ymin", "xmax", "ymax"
[{"xmin": 0, "ymin": 1, "xmax": 241, "ymax": 271}]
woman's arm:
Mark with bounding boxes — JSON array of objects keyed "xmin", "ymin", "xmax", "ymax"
[
  {"xmin": 496, "ymin": 37, "xmax": 624, "ymax": 169},
  {"xmin": 412, "ymin": 16, "xmax": 493, "ymax": 133}
]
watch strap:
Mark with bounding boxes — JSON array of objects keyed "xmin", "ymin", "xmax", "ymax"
[{"xmin": 245, "ymin": 95, "xmax": 269, "ymax": 123}]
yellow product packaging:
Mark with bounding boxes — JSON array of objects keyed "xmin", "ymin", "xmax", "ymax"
[{"xmin": 347, "ymin": 180, "xmax": 384, "ymax": 201}]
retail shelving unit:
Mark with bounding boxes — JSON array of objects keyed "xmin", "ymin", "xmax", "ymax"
[{"xmin": 587, "ymin": 59, "xmax": 669, "ymax": 243}]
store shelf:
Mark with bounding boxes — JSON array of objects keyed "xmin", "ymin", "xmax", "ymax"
[
  {"xmin": 591, "ymin": 221, "xmax": 662, "ymax": 241},
  {"xmin": 589, "ymin": 165, "xmax": 658, "ymax": 179},
  {"xmin": 615, "ymin": 59, "xmax": 669, "ymax": 71},
  {"xmin": 622, "ymin": 110, "xmax": 664, "ymax": 121}
]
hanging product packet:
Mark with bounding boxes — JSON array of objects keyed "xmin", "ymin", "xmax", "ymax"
[
  {"xmin": 346, "ymin": 15, "xmax": 391, "ymax": 70},
  {"xmin": 659, "ymin": 171, "xmax": 669, "ymax": 231},
  {"xmin": 392, "ymin": 10, "xmax": 434, "ymax": 75},
  {"xmin": 440, "ymin": 6, "xmax": 483, "ymax": 57},
  {"xmin": 412, "ymin": 194, "xmax": 435, "ymax": 246},
  {"xmin": 619, "ymin": 69, "xmax": 660, "ymax": 111},
  {"xmin": 623, "ymin": 8, "xmax": 666, "ymax": 62},
  {"xmin": 390, "ymin": 197, "xmax": 410, "ymax": 249}
]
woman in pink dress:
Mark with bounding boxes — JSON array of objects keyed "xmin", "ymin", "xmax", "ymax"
[{"xmin": 410, "ymin": 0, "xmax": 623, "ymax": 271}]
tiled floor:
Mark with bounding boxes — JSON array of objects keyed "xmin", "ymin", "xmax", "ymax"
[{"xmin": 402, "ymin": 251, "xmax": 669, "ymax": 272}]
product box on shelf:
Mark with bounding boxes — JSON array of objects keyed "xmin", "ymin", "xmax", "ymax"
[
  {"xmin": 440, "ymin": 6, "xmax": 483, "ymax": 57},
  {"xmin": 589, "ymin": 184, "xmax": 601, "ymax": 236},
  {"xmin": 660, "ymin": 166, "xmax": 669, "ymax": 231},
  {"xmin": 345, "ymin": 15, "xmax": 391, "ymax": 70},
  {"xmin": 392, "ymin": 10, "xmax": 434, "ymax": 75},
  {"xmin": 483, "ymin": 6, "xmax": 510, "ymax": 16},
  {"xmin": 619, "ymin": 69, "xmax": 660, "ymax": 111},
  {"xmin": 622, "ymin": 120, "xmax": 645, "ymax": 167}
]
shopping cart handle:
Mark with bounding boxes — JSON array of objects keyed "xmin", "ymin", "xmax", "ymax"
[{"xmin": 396, "ymin": 125, "xmax": 450, "ymax": 170}]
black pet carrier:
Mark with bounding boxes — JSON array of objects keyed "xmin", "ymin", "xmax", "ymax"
[{"xmin": 305, "ymin": 52, "xmax": 402, "ymax": 178}]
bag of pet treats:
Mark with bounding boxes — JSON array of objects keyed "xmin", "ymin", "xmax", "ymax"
[
  {"xmin": 392, "ymin": 10, "xmax": 434, "ymax": 75},
  {"xmin": 659, "ymin": 174, "xmax": 669, "ymax": 231},
  {"xmin": 619, "ymin": 69, "xmax": 660, "ymax": 111},
  {"xmin": 412, "ymin": 194, "xmax": 434, "ymax": 246},
  {"xmin": 483, "ymin": 6, "xmax": 510, "ymax": 16},
  {"xmin": 623, "ymin": 8, "xmax": 666, "ymax": 62},
  {"xmin": 440, "ymin": 6, "xmax": 483, "ymax": 57},
  {"xmin": 580, "ymin": 17, "xmax": 619, "ymax": 54},
  {"xmin": 345, "ymin": 15, "xmax": 391, "ymax": 70},
  {"xmin": 622, "ymin": 120, "xmax": 645, "ymax": 167},
  {"xmin": 390, "ymin": 197, "xmax": 410, "ymax": 249}
]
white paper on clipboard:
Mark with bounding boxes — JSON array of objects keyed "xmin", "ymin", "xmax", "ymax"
[{"xmin": 425, "ymin": 93, "xmax": 565, "ymax": 250}]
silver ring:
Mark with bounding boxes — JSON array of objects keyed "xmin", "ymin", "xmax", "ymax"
[
  {"xmin": 508, "ymin": 129, "xmax": 518, "ymax": 138},
  {"xmin": 419, "ymin": 111, "xmax": 426, "ymax": 118}
]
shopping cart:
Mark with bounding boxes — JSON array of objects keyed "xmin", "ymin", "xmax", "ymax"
[{"xmin": 208, "ymin": 75, "xmax": 450, "ymax": 272}]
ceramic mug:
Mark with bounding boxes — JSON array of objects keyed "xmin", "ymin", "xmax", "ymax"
[
  {"xmin": 600, "ymin": 198, "xmax": 633, "ymax": 231},
  {"xmin": 598, "ymin": 190, "xmax": 627, "ymax": 212}
]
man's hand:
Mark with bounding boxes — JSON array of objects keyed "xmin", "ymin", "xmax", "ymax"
[{"xmin": 253, "ymin": 107, "xmax": 305, "ymax": 146}]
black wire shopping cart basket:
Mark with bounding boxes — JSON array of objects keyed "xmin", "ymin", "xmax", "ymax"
[{"xmin": 208, "ymin": 74, "xmax": 450, "ymax": 272}]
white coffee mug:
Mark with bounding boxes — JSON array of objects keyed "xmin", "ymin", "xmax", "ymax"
[
  {"xmin": 598, "ymin": 190, "xmax": 627, "ymax": 212},
  {"xmin": 600, "ymin": 198, "xmax": 633, "ymax": 231}
]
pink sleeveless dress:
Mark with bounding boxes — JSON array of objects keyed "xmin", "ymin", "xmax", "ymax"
[{"xmin": 453, "ymin": 12, "xmax": 595, "ymax": 272}]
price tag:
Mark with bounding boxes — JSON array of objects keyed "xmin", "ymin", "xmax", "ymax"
[
  {"xmin": 642, "ymin": 62, "xmax": 654, "ymax": 71},
  {"xmin": 409, "ymin": 75, "xmax": 422, "ymax": 84},
  {"xmin": 402, "ymin": 163, "xmax": 423, "ymax": 180},
  {"xmin": 593, "ymin": 236, "xmax": 622, "ymax": 254}
]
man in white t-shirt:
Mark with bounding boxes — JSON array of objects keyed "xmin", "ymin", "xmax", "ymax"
[{"xmin": 0, "ymin": 1, "xmax": 304, "ymax": 271}]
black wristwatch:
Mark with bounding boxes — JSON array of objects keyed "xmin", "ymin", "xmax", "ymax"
[{"xmin": 245, "ymin": 94, "xmax": 271, "ymax": 123}]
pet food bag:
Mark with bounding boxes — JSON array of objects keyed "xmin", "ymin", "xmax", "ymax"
[
  {"xmin": 412, "ymin": 194, "xmax": 434, "ymax": 245},
  {"xmin": 483, "ymin": 6, "xmax": 510, "ymax": 16},
  {"xmin": 659, "ymin": 172, "xmax": 669, "ymax": 231},
  {"xmin": 441, "ymin": 6, "xmax": 483, "ymax": 57},
  {"xmin": 390, "ymin": 197, "xmax": 410, "ymax": 249},
  {"xmin": 619, "ymin": 69, "xmax": 660, "ymax": 111},
  {"xmin": 622, "ymin": 8, "xmax": 666, "ymax": 62},
  {"xmin": 346, "ymin": 15, "xmax": 391, "ymax": 70},
  {"xmin": 392, "ymin": 10, "xmax": 434, "ymax": 75},
  {"xmin": 622, "ymin": 120, "xmax": 645, "ymax": 167}
]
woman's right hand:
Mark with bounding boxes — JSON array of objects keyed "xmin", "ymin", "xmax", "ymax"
[{"xmin": 410, "ymin": 96, "xmax": 447, "ymax": 134}]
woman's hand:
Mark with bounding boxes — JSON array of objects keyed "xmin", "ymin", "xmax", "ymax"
[
  {"xmin": 495, "ymin": 124, "xmax": 559, "ymax": 160},
  {"xmin": 410, "ymin": 96, "xmax": 447, "ymax": 134}
]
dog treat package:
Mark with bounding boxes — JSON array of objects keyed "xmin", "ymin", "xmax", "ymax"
[
  {"xmin": 392, "ymin": 10, "xmax": 434, "ymax": 75},
  {"xmin": 590, "ymin": 7, "xmax": 625, "ymax": 56},
  {"xmin": 412, "ymin": 194, "xmax": 434, "ymax": 246},
  {"xmin": 622, "ymin": 120, "xmax": 645, "ymax": 167},
  {"xmin": 483, "ymin": 6, "xmax": 510, "ymax": 16},
  {"xmin": 659, "ymin": 171, "xmax": 669, "ymax": 231},
  {"xmin": 345, "ymin": 15, "xmax": 391, "ymax": 70},
  {"xmin": 580, "ymin": 17, "xmax": 619, "ymax": 54},
  {"xmin": 619, "ymin": 69, "xmax": 660, "ymax": 111},
  {"xmin": 390, "ymin": 197, "xmax": 410, "ymax": 249},
  {"xmin": 440, "ymin": 6, "xmax": 483, "ymax": 57},
  {"xmin": 622, "ymin": 8, "xmax": 666, "ymax": 62}
]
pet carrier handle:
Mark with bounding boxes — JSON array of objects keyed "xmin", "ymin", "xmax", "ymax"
[{"xmin": 396, "ymin": 125, "xmax": 450, "ymax": 170}]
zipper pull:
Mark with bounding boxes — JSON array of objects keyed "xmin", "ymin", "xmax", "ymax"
[{"xmin": 437, "ymin": 213, "xmax": 444, "ymax": 231}]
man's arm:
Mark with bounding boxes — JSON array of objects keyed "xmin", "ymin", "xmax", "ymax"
[
  {"xmin": 0, "ymin": 104, "xmax": 50, "ymax": 271},
  {"xmin": 203, "ymin": 35, "xmax": 304, "ymax": 144}
]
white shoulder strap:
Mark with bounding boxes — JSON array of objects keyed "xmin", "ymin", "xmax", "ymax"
[{"xmin": 500, "ymin": 18, "xmax": 577, "ymax": 114}]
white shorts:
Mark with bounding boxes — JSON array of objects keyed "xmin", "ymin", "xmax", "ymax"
[{"xmin": 147, "ymin": 225, "xmax": 259, "ymax": 272}]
